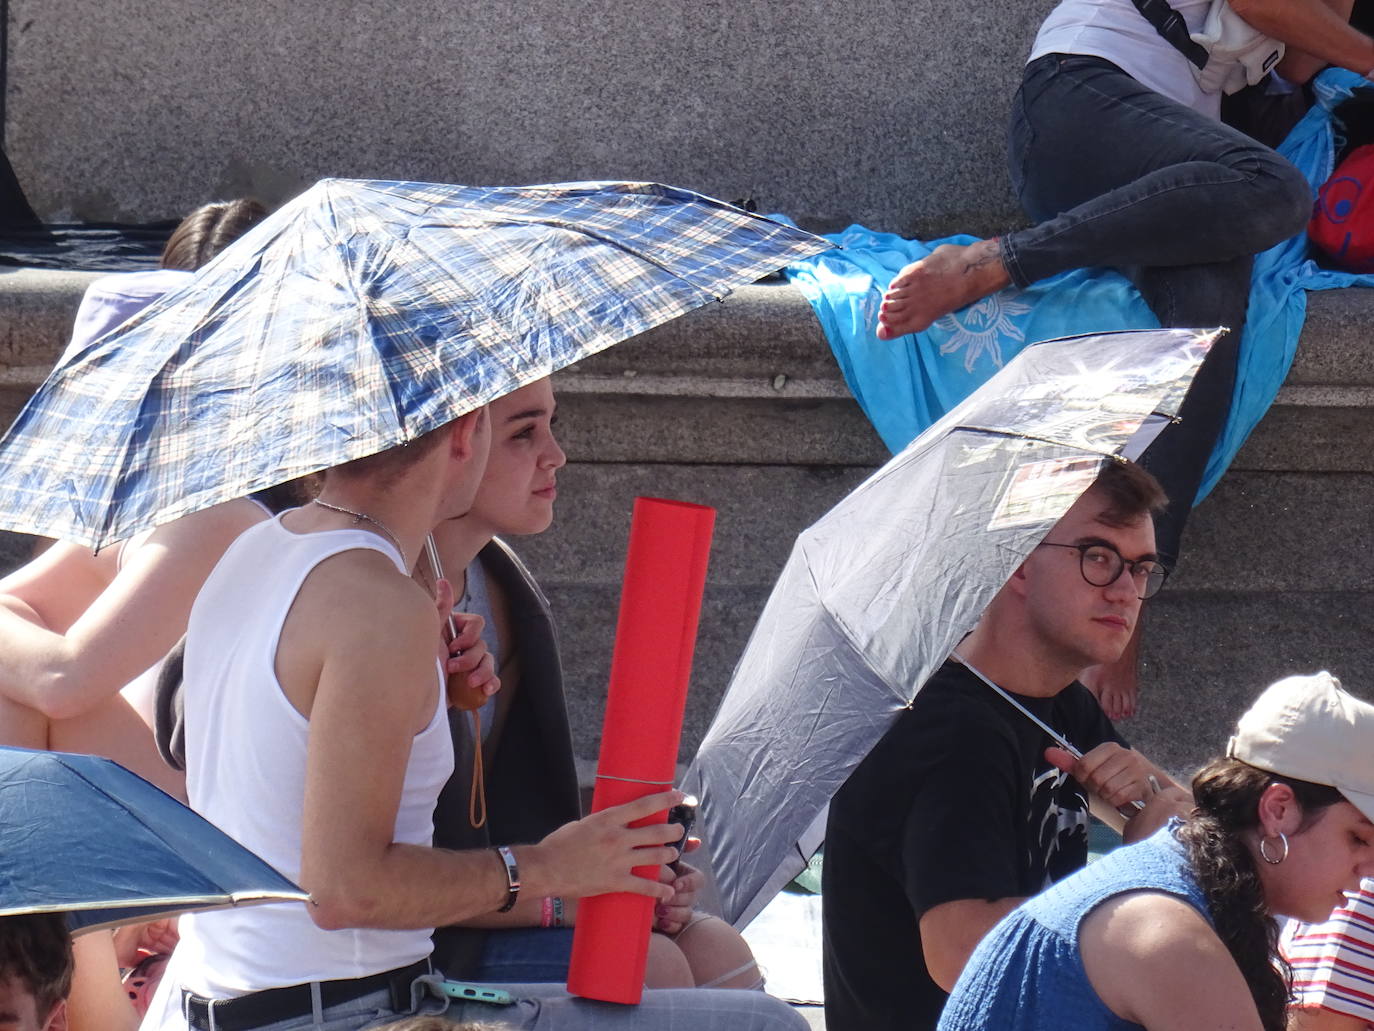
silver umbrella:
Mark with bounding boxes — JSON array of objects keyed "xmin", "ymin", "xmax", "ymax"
[{"xmin": 684, "ymin": 326, "xmax": 1215, "ymax": 928}]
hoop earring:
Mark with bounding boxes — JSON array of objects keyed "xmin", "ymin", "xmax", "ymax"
[{"xmin": 1259, "ymin": 832, "xmax": 1289, "ymax": 865}]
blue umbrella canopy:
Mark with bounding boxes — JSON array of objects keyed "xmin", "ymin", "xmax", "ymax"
[
  {"xmin": 0, "ymin": 747, "xmax": 307, "ymax": 934},
  {"xmin": 0, "ymin": 178, "xmax": 829, "ymax": 548}
]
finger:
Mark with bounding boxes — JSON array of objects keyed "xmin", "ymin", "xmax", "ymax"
[
  {"xmin": 474, "ymin": 670, "xmax": 501, "ymax": 699},
  {"xmin": 434, "ymin": 579, "xmax": 455, "ymax": 633},
  {"xmin": 626, "ymin": 823, "xmax": 691, "ymax": 849},
  {"xmin": 1071, "ymin": 743, "xmax": 1126, "ymax": 783},
  {"xmin": 1098, "ymin": 768, "xmax": 1148, "ymax": 808},
  {"xmin": 604, "ymin": 789, "xmax": 684, "ymax": 824},
  {"xmin": 1044, "ymin": 746, "xmax": 1078, "ymax": 774},
  {"xmin": 449, "ymin": 648, "xmax": 494, "ymax": 678},
  {"xmin": 446, "ymin": 647, "xmax": 488, "ymax": 674},
  {"xmin": 617, "ymin": 871, "xmax": 678, "ymax": 902},
  {"xmin": 657, "ymin": 865, "xmax": 676, "ymax": 886},
  {"xmin": 656, "ymin": 903, "xmax": 693, "ymax": 927},
  {"xmin": 448, "ymin": 613, "xmax": 486, "ymax": 651},
  {"xmin": 681, "ymin": 837, "xmax": 702, "ymax": 856},
  {"xmin": 623, "ymin": 845, "xmax": 682, "ymax": 870}
]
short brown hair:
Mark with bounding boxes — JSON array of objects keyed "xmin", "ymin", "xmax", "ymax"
[
  {"xmin": 160, "ymin": 198, "xmax": 268, "ymax": 271},
  {"xmin": 1090, "ymin": 459, "xmax": 1167, "ymax": 528},
  {"xmin": 331, "ymin": 420, "xmax": 454, "ymax": 487},
  {"xmin": 0, "ymin": 914, "xmax": 72, "ymax": 1017}
]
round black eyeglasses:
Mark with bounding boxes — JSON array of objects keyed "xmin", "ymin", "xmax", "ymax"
[{"xmin": 1035, "ymin": 542, "xmax": 1170, "ymax": 600}]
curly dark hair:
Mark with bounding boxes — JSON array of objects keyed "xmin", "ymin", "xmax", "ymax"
[
  {"xmin": 0, "ymin": 913, "xmax": 72, "ymax": 1019},
  {"xmin": 1178, "ymin": 758, "xmax": 1345, "ymax": 1031}
]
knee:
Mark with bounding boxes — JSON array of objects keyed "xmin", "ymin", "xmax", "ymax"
[
  {"xmin": 644, "ymin": 931, "xmax": 695, "ymax": 989},
  {"xmin": 1241, "ymin": 152, "xmax": 1312, "ymax": 249}
]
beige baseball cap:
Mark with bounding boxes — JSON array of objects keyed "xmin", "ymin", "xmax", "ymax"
[{"xmin": 1227, "ymin": 671, "xmax": 1374, "ymax": 822}]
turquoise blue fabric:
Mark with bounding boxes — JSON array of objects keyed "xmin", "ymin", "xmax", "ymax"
[
  {"xmin": 936, "ymin": 825, "xmax": 1209, "ymax": 1030},
  {"xmin": 785, "ymin": 68, "xmax": 1374, "ymax": 504}
]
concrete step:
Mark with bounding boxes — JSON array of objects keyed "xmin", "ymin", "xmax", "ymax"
[
  {"xmin": 0, "ymin": 269, "xmax": 1371, "ymax": 781},
  {"xmin": 6, "ymin": 272, "xmax": 1372, "ymax": 469}
]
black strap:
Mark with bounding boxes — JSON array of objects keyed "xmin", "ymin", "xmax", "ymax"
[{"xmin": 1131, "ymin": 0, "xmax": 1211, "ymax": 69}]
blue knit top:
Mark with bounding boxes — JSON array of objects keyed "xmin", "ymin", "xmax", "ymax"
[{"xmin": 937, "ymin": 824, "xmax": 1211, "ymax": 1030}]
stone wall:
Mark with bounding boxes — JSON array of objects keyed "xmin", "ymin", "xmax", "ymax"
[{"xmin": 8, "ymin": 0, "xmax": 1054, "ymax": 237}]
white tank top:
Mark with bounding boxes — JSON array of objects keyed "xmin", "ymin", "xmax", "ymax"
[
  {"xmin": 1029, "ymin": 0, "xmax": 1220, "ymax": 118},
  {"xmin": 149, "ymin": 516, "xmax": 452, "ymax": 1020}
]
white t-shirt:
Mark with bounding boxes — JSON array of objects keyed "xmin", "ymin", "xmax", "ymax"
[
  {"xmin": 142, "ymin": 517, "xmax": 453, "ymax": 1030},
  {"xmin": 1030, "ymin": 0, "xmax": 1221, "ymax": 118}
]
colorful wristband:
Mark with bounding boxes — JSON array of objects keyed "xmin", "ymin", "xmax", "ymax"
[
  {"xmin": 551, "ymin": 895, "xmax": 566, "ymax": 928},
  {"xmin": 540, "ymin": 896, "xmax": 554, "ymax": 928},
  {"xmin": 494, "ymin": 846, "xmax": 520, "ymax": 913}
]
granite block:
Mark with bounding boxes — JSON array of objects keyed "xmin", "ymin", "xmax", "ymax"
[
  {"xmin": 1171, "ymin": 471, "xmax": 1374, "ymax": 592},
  {"xmin": 551, "ymin": 392, "xmax": 887, "ymax": 467},
  {"xmin": 1230, "ymin": 400, "xmax": 1374, "ymax": 473},
  {"xmin": 515, "ymin": 462, "xmax": 874, "ymax": 588},
  {"xmin": 7, "ymin": 0, "xmax": 1054, "ymax": 235},
  {"xmin": 1131, "ymin": 591, "xmax": 1374, "ymax": 780},
  {"xmin": 1293, "ymin": 288, "xmax": 1374, "ymax": 386},
  {"xmin": 538, "ymin": 581, "xmax": 774, "ymax": 763}
]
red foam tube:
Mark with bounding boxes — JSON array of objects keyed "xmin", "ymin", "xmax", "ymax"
[{"xmin": 565, "ymin": 496, "xmax": 716, "ymax": 1004}]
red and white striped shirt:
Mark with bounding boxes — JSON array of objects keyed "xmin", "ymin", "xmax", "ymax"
[{"xmin": 1282, "ymin": 879, "xmax": 1374, "ymax": 1026}]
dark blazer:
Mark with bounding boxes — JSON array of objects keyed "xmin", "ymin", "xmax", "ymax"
[{"xmin": 429, "ymin": 538, "xmax": 582, "ymax": 977}]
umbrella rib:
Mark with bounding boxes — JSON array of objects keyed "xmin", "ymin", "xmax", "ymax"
[
  {"xmin": 7, "ymin": 892, "xmax": 310, "ymax": 917},
  {"xmin": 955, "ymin": 421, "xmax": 1170, "ymax": 455}
]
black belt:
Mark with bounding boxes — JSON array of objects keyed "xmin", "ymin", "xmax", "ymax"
[{"xmin": 183, "ymin": 957, "xmax": 432, "ymax": 1031}]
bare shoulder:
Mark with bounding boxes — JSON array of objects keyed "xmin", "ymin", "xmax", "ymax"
[
  {"xmin": 1082, "ymin": 890, "xmax": 1215, "ymax": 955},
  {"xmin": 142, "ymin": 497, "xmax": 270, "ymax": 553},
  {"xmin": 277, "ymin": 546, "xmax": 439, "ymax": 721},
  {"xmin": 299, "ymin": 547, "xmax": 435, "ymax": 637},
  {"xmin": 1081, "ymin": 891, "xmax": 1263, "ymax": 1030}
]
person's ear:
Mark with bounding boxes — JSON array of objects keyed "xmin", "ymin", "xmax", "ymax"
[
  {"xmin": 1256, "ymin": 781, "xmax": 1303, "ymax": 837},
  {"xmin": 1005, "ymin": 559, "xmax": 1032, "ymax": 597},
  {"xmin": 42, "ymin": 999, "xmax": 67, "ymax": 1031},
  {"xmin": 448, "ymin": 407, "xmax": 487, "ymax": 462}
]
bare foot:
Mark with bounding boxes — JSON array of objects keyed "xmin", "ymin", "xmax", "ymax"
[
  {"xmin": 876, "ymin": 238, "xmax": 1012, "ymax": 340},
  {"xmin": 1081, "ymin": 619, "xmax": 1144, "ymax": 720}
]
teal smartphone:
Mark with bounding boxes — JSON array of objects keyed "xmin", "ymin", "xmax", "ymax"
[{"xmin": 439, "ymin": 981, "xmax": 515, "ymax": 1005}]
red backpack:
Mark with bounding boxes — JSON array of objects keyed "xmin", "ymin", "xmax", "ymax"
[{"xmin": 1310, "ymin": 142, "xmax": 1374, "ymax": 272}]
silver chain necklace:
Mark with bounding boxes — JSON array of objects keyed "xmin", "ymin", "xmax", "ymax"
[{"xmin": 311, "ymin": 498, "xmax": 405, "ymax": 559}]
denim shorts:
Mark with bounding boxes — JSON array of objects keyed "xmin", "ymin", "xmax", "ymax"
[{"xmin": 472, "ymin": 927, "xmax": 575, "ymax": 983}]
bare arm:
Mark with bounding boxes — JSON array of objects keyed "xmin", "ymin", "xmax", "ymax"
[
  {"xmin": 1081, "ymin": 892, "xmax": 1264, "ymax": 1030},
  {"xmin": 294, "ymin": 559, "xmax": 681, "ymax": 932},
  {"xmin": 919, "ymin": 896, "xmax": 1025, "ymax": 991},
  {"xmin": 1274, "ymin": 0, "xmax": 1357, "ymax": 83},
  {"xmin": 0, "ymin": 499, "xmax": 266, "ymax": 720},
  {"xmin": 1231, "ymin": 0, "xmax": 1374, "ymax": 79},
  {"xmin": 66, "ymin": 933, "xmax": 140, "ymax": 1031}
]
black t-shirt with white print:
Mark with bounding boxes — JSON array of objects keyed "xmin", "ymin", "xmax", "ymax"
[{"xmin": 821, "ymin": 659, "xmax": 1124, "ymax": 1031}]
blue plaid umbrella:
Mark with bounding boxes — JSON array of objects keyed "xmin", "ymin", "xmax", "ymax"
[
  {"xmin": 0, "ymin": 747, "xmax": 307, "ymax": 933},
  {"xmin": 0, "ymin": 179, "xmax": 829, "ymax": 547}
]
